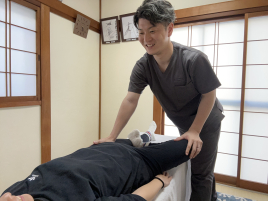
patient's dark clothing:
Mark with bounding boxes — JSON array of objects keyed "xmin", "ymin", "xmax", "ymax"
[{"xmin": 2, "ymin": 140, "xmax": 189, "ymax": 201}]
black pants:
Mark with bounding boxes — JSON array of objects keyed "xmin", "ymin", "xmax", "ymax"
[
  {"xmin": 115, "ymin": 139, "xmax": 190, "ymax": 179},
  {"xmin": 179, "ymin": 123, "xmax": 221, "ymax": 201}
]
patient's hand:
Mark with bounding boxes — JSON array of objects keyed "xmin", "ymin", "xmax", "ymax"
[
  {"xmin": 0, "ymin": 193, "xmax": 34, "ymax": 201},
  {"xmin": 93, "ymin": 135, "xmax": 115, "ymax": 145},
  {"xmin": 155, "ymin": 172, "xmax": 172, "ymax": 188},
  {"xmin": 132, "ymin": 172, "xmax": 173, "ymax": 201}
]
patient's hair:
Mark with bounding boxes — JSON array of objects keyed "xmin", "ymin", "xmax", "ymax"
[{"xmin": 134, "ymin": 0, "xmax": 176, "ymax": 29}]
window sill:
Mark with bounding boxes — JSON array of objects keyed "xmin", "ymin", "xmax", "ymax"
[{"xmin": 0, "ymin": 100, "xmax": 41, "ymax": 108}]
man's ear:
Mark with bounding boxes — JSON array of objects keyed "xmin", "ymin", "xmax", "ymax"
[{"xmin": 167, "ymin": 22, "xmax": 174, "ymax": 37}]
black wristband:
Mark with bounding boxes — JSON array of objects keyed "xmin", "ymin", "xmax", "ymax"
[{"xmin": 154, "ymin": 177, "xmax": 164, "ymax": 189}]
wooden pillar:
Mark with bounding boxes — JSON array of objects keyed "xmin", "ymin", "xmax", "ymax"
[{"xmin": 41, "ymin": 3, "xmax": 51, "ymax": 163}]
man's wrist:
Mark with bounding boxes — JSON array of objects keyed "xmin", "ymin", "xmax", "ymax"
[
  {"xmin": 108, "ymin": 134, "xmax": 117, "ymax": 141},
  {"xmin": 188, "ymin": 127, "xmax": 201, "ymax": 135}
]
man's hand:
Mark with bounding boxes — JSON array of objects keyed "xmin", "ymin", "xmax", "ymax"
[
  {"xmin": 174, "ymin": 130, "xmax": 203, "ymax": 159},
  {"xmin": 93, "ymin": 136, "xmax": 115, "ymax": 145},
  {"xmin": 155, "ymin": 172, "xmax": 172, "ymax": 188}
]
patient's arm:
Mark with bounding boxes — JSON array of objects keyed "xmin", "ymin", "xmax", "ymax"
[
  {"xmin": 94, "ymin": 173, "xmax": 172, "ymax": 201},
  {"xmin": 132, "ymin": 172, "xmax": 172, "ymax": 201},
  {"xmin": 0, "ymin": 192, "xmax": 33, "ymax": 201}
]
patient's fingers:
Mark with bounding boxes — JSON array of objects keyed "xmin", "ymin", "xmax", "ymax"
[{"xmin": 0, "ymin": 192, "xmax": 17, "ymax": 201}]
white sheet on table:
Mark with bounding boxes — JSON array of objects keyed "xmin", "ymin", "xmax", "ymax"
[{"xmin": 151, "ymin": 134, "xmax": 191, "ymax": 201}]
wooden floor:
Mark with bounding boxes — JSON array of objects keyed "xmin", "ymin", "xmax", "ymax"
[{"xmin": 216, "ymin": 183, "xmax": 268, "ymax": 201}]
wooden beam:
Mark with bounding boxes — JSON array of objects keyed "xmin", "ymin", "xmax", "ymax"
[
  {"xmin": 36, "ymin": 7, "xmax": 41, "ymax": 101},
  {"xmin": 37, "ymin": 0, "xmax": 100, "ymax": 33},
  {"xmin": 240, "ymin": 180, "xmax": 268, "ymax": 194},
  {"xmin": 41, "ymin": 3, "xmax": 51, "ymax": 164},
  {"xmin": 216, "ymin": 173, "xmax": 268, "ymax": 194},
  {"xmin": 215, "ymin": 173, "xmax": 237, "ymax": 186},
  {"xmin": 24, "ymin": 0, "xmax": 41, "ymax": 7},
  {"xmin": 236, "ymin": 13, "xmax": 249, "ymax": 187},
  {"xmin": 0, "ymin": 101, "xmax": 41, "ymax": 108},
  {"xmin": 175, "ymin": 0, "xmax": 268, "ymax": 20},
  {"xmin": 175, "ymin": 6, "xmax": 268, "ymax": 25}
]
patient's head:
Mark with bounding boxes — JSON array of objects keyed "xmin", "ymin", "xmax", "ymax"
[
  {"xmin": 134, "ymin": 0, "xmax": 176, "ymax": 29},
  {"xmin": 0, "ymin": 193, "xmax": 34, "ymax": 201}
]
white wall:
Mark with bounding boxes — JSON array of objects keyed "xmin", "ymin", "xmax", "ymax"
[
  {"xmin": 101, "ymin": 0, "xmax": 232, "ymax": 139},
  {"xmin": 0, "ymin": 106, "xmax": 41, "ymax": 193},
  {"xmin": 0, "ymin": 0, "xmax": 99, "ymax": 193},
  {"xmin": 50, "ymin": 0, "xmax": 100, "ymax": 158},
  {"xmin": 50, "ymin": 13, "xmax": 100, "ymax": 159}
]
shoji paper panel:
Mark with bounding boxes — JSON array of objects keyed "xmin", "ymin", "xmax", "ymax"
[
  {"xmin": 0, "ymin": 47, "xmax": 4, "ymax": 71},
  {"xmin": 11, "ymin": 50, "xmax": 36, "ymax": 74},
  {"xmin": 217, "ymin": 66, "xmax": 242, "ymax": 88},
  {"xmin": 0, "ymin": 72, "xmax": 5, "ymax": 97},
  {"xmin": 248, "ymin": 15, "xmax": 268, "ymax": 41},
  {"xmin": 11, "ymin": 26, "xmax": 36, "ymax": 53},
  {"xmin": 217, "ymin": 89, "xmax": 241, "ymax": 110},
  {"xmin": 191, "ymin": 23, "xmax": 215, "ymax": 46},
  {"xmin": 246, "ymin": 65, "xmax": 268, "ymax": 88},
  {"xmin": 171, "ymin": 26, "xmax": 189, "ymax": 46},
  {"xmin": 11, "ymin": 1, "xmax": 36, "ymax": 31},
  {"xmin": 243, "ymin": 112, "xmax": 268, "ymax": 137},
  {"xmin": 215, "ymin": 153, "xmax": 238, "ymax": 177},
  {"xmin": 242, "ymin": 135, "xmax": 268, "ymax": 161},
  {"xmin": 11, "ymin": 74, "xmax": 36, "ymax": 96},
  {"xmin": 219, "ymin": 19, "xmax": 244, "ymax": 43},
  {"xmin": 0, "ymin": 22, "xmax": 5, "ymax": 47},
  {"xmin": 221, "ymin": 111, "xmax": 240, "ymax": 133},
  {"xmin": 241, "ymin": 158, "xmax": 268, "ymax": 184},
  {"xmin": 218, "ymin": 132, "xmax": 239, "ymax": 155}
]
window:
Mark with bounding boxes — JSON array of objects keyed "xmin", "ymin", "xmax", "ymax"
[
  {"xmin": 165, "ymin": 13, "xmax": 268, "ymax": 188},
  {"xmin": 0, "ymin": 0, "xmax": 40, "ymax": 107}
]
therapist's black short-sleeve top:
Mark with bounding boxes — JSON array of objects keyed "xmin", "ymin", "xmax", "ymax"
[{"xmin": 128, "ymin": 41, "xmax": 224, "ymax": 131}]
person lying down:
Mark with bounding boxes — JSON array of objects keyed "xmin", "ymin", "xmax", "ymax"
[{"xmin": 1, "ymin": 122, "xmax": 190, "ymax": 201}]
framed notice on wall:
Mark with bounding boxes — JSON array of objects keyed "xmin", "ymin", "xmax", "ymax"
[
  {"xmin": 119, "ymin": 13, "xmax": 139, "ymax": 42},
  {"xmin": 100, "ymin": 16, "xmax": 120, "ymax": 44}
]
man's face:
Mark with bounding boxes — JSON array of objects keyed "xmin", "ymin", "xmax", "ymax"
[
  {"xmin": 0, "ymin": 193, "xmax": 34, "ymax": 201},
  {"xmin": 138, "ymin": 18, "xmax": 173, "ymax": 56}
]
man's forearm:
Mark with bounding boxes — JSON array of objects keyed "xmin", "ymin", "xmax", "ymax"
[
  {"xmin": 189, "ymin": 89, "xmax": 216, "ymax": 134},
  {"xmin": 109, "ymin": 97, "xmax": 138, "ymax": 139}
]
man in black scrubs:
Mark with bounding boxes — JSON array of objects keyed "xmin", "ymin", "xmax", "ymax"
[
  {"xmin": 1, "ymin": 137, "xmax": 189, "ymax": 201},
  {"xmin": 94, "ymin": 0, "xmax": 225, "ymax": 200}
]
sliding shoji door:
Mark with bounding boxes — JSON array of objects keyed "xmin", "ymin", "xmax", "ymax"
[
  {"xmin": 240, "ymin": 12, "xmax": 268, "ymax": 187},
  {"xmin": 165, "ymin": 15, "xmax": 268, "ymax": 193},
  {"xmin": 169, "ymin": 18, "xmax": 245, "ymax": 177},
  {"xmin": 214, "ymin": 18, "xmax": 244, "ymax": 180},
  {"xmin": 0, "ymin": 0, "xmax": 40, "ymax": 101}
]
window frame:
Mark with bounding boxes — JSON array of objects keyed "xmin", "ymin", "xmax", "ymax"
[{"xmin": 0, "ymin": 0, "xmax": 41, "ymax": 108}]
